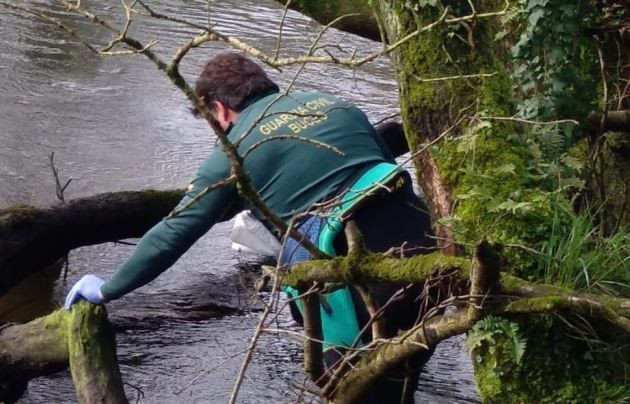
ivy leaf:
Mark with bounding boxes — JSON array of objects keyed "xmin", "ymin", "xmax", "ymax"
[
  {"xmin": 456, "ymin": 188, "xmax": 484, "ymax": 200},
  {"xmin": 495, "ymin": 199, "xmax": 534, "ymax": 214},
  {"xmin": 526, "ymin": 0, "xmax": 550, "ymax": 12}
]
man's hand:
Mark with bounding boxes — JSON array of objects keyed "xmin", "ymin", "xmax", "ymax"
[{"xmin": 64, "ymin": 274, "xmax": 106, "ymax": 309}]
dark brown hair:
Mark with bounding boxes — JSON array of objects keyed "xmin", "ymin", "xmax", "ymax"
[{"xmin": 193, "ymin": 52, "xmax": 279, "ymax": 117}]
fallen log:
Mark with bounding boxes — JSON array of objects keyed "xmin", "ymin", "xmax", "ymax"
[
  {"xmin": 0, "ymin": 189, "xmax": 184, "ymax": 297},
  {"xmin": 0, "ymin": 301, "xmax": 127, "ymax": 403}
]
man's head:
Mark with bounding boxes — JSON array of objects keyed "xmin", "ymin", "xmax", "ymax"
[{"xmin": 194, "ymin": 52, "xmax": 279, "ymax": 129}]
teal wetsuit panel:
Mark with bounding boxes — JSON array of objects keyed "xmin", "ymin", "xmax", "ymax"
[
  {"xmin": 282, "ymin": 162, "xmax": 402, "ymax": 351},
  {"xmin": 282, "ymin": 215, "xmax": 362, "ymax": 351}
]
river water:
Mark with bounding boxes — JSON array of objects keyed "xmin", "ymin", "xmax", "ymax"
[{"xmin": 0, "ymin": 0, "xmax": 479, "ymax": 402}]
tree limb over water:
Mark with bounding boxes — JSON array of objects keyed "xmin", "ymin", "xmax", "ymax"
[{"xmin": 0, "ymin": 190, "xmax": 183, "ymax": 297}]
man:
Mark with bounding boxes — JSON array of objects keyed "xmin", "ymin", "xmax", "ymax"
[{"xmin": 65, "ymin": 52, "xmax": 435, "ymax": 403}]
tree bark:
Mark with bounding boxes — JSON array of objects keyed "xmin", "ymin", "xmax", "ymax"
[
  {"xmin": 587, "ymin": 110, "xmax": 630, "ymax": 133},
  {"xmin": 274, "ymin": 0, "xmax": 380, "ymax": 41},
  {"xmin": 0, "ymin": 302, "xmax": 127, "ymax": 403},
  {"xmin": 0, "ymin": 189, "xmax": 183, "ymax": 297},
  {"xmin": 69, "ymin": 303, "xmax": 127, "ymax": 404}
]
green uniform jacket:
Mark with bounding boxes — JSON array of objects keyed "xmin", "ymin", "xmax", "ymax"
[{"xmin": 101, "ymin": 90, "xmax": 394, "ymax": 299}]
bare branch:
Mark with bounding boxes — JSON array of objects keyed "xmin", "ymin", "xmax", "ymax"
[
  {"xmin": 413, "ymin": 71, "xmax": 497, "ymax": 82},
  {"xmin": 55, "ymin": 0, "xmax": 119, "ymax": 33},
  {"xmin": 0, "ymin": 1, "xmax": 99, "ymax": 54},
  {"xmin": 167, "ymin": 175, "xmax": 237, "ymax": 219},
  {"xmin": 300, "ymin": 283, "xmax": 326, "ymax": 386},
  {"xmin": 480, "ymin": 116, "xmax": 580, "ymax": 126},
  {"xmin": 274, "ymin": 0, "xmax": 292, "ymax": 61},
  {"xmin": 355, "ymin": 285, "xmax": 386, "ymax": 340},
  {"xmin": 229, "ymin": 216, "xmax": 298, "ymax": 404},
  {"xmin": 134, "ymin": 0, "xmax": 209, "ymax": 31},
  {"xmin": 331, "ymin": 308, "xmax": 474, "ymax": 403}
]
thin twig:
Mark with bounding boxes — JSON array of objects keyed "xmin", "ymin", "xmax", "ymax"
[
  {"xmin": 174, "ymin": 348, "xmax": 249, "ymax": 394},
  {"xmin": 242, "ymin": 135, "xmax": 345, "ymax": 159},
  {"xmin": 479, "ymin": 116, "xmax": 580, "ymax": 126},
  {"xmin": 274, "ymin": 0, "xmax": 292, "ymax": 61},
  {"xmin": 413, "ymin": 71, "xmax": 497, "ymax": 82},
  {"xmin": 167, "ymin": 175, "xmax": 236, "ymax": 218},
  {"xmin": 228, "ymin": 216, "xmax": 297, "ymax": 404},
  {"xmin": 372, "ymin": 112, "xmax": 401, "ymax": 127},
  {"xmin": 0, "ymin": 1, "xmax": 99, "ymax": 54}
]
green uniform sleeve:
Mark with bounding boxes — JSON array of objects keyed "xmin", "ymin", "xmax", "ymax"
[{"xmin": 100, "ymin": 151, "xmax": 237, "ymax": 300}]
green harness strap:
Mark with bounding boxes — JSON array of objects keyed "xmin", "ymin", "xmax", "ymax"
[{"xmin": 284, "ymin": 163, "xmax": 403, "ymax": 351}]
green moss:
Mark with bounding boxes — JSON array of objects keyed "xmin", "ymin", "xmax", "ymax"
[
  {"xmin": 40, "ymin": 308, "xmax": 71, "ymax": 344},
  {"xmin": 388, "ymin": 2, "xmax": 560, "ymax": 275},
  {"xmin": 284, "ymin": 251, "xmax": 470, "ymax": 287},
  {"xmin": 0, "ymin": 203, "xmax": 36, "ymax": 218},
  {"xmin": 470, "ymin": 315, "xmax": 630, "ymax": 403},
  {"xmin": 471, "ymin": 315, "xmax": 630, "ymax": 403},
  {"xmin": 68, "ymin": 302, "xmax": 110, "ymax": 366},
  {"xmin": 435, "ymin": 120, "xmax": 565, "ymax": 274},
  {"xmin": 353, "ymin": 251, "xmax": 470, "ymax": 282},
  {"xmin": 379, "ymin": 2, "xmax": 628, "ymax": 402}
]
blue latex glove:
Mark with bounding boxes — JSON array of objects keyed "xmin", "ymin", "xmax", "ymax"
[{"xmin": 64, "ymin": 274, "xmax": 106, "ymax": 309}]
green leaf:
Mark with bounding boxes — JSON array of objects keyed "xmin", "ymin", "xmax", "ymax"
[
  {"xmin": 526, "ymin": 0, "xmax": 549, "ymax": 11},
  {"xmin": 495, "ymin": 200, "xmax": 534, "ymax": 214},
  {"xmin": 561, "ymin": 155, "xmax": 583, "ymax": 171},
  {"xmin": 559, "ymin": 177, "xmax": 585, "ymax": 190},
  {"xmin": 456, "ymin": 188, "xmax": 484, "ymax": 201},
  {"xmin": 495, "ymin": 163, "xmax": 517, "ymax": 174}
]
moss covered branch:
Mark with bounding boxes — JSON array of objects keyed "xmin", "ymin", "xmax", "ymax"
[
  {"xmin": 286, "ymin": 250, "xmax": 630, "ymax": 333},
  {"xmin": 0, "ymin": 302, "xmax": 127, "ymax": 403},
  {"xmin": 0, "ymin": 190, "xmax": 184, "ymax": 297},
  {"xmin": 330, "ymin": 308, "xmax": 474, "ymax": 404},
  {"xmin": 289, "ymin": 243, "xmax": 630, "ymax": 402},
  {"xmin": 283, "ymin": 251, "xmax": 470, "ymax": 288}
]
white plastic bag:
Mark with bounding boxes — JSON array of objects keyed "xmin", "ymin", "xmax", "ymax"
[{"xmin": 230, "ymin": 210, "xmax": 282, "ymax": 257}]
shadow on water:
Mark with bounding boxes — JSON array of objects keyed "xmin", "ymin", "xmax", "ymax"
[{"xmin": 1, "ymin": 0, "xmax": 480, "ymax": 402}]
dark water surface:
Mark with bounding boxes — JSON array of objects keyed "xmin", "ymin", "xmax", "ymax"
[{"xmin": 0, "ymin": 0, "xmax": 479, "ymax": 402}]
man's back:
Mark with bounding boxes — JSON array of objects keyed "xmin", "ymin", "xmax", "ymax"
[{"xmin": 228, "ymin": 91, "xmax": 394, "ymax": 220}]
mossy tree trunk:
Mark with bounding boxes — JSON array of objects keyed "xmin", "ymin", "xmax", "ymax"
[
  {"xmin": 377, "ymin": 1, "xmax": 513, "ymax": 252},
  {"xmin": 374, "ymin": 2, "xmax": 628, "ymax": 403}
]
